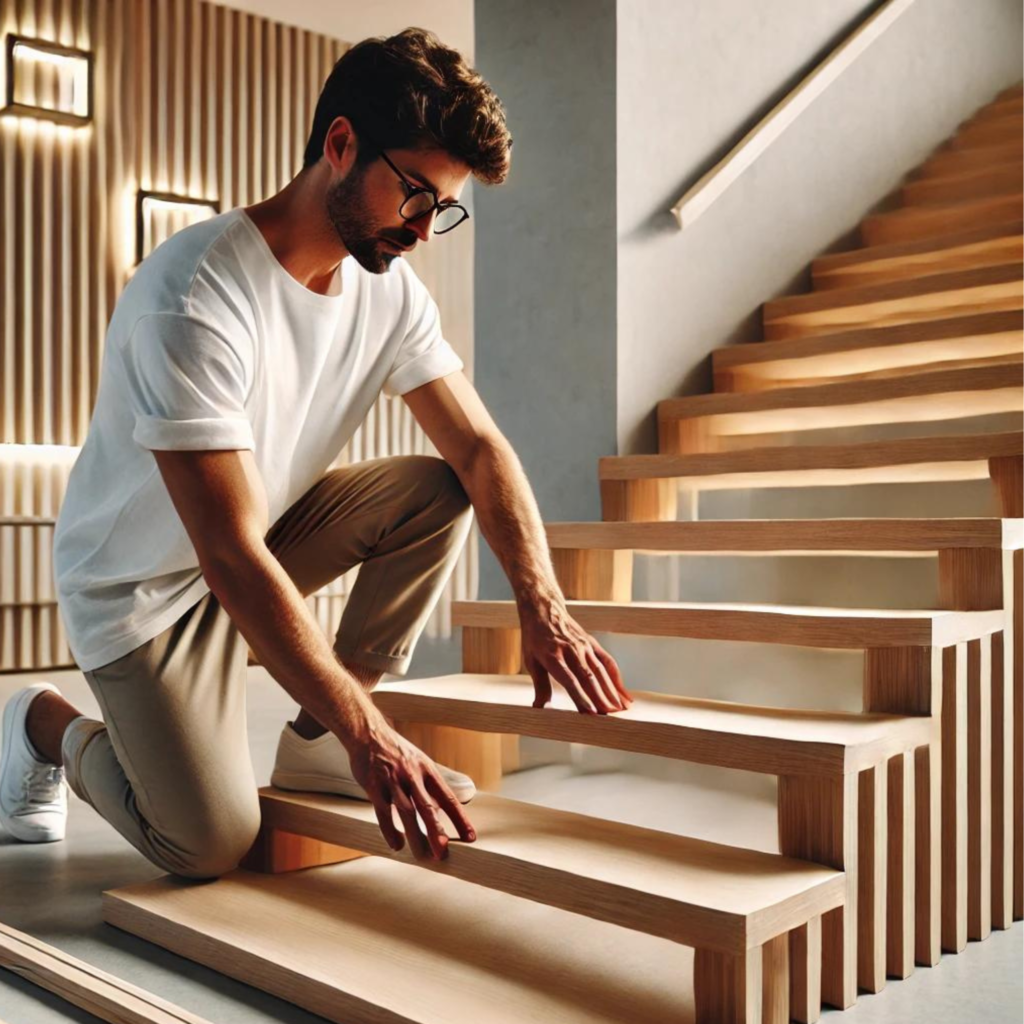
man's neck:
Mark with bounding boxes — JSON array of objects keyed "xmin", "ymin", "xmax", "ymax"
[{"xmin": 244, "ymin": 170, "xmax": 347, "ymax": 296}]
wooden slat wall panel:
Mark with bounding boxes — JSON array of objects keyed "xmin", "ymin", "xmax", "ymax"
[{"xmin": 0, "ymin": 1, "xmax": 477, "ymax": 670}]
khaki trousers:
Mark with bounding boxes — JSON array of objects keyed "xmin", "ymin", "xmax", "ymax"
[{"xmin": 61, "ymin": 455, "xmax": 473, "ymax": 879}]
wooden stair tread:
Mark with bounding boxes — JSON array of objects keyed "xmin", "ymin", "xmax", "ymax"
[
  {"xmin": 103, "ymin": 859, "xmax": 698, "ymax": 1024},
  {"xmin": 543, "ymin": 517, "xmax": 1024, "ymax": 553},
  {"xmin": 452, "ymin": 599, "xmax": 1004, "ymax": 647},
  {"xmin": 660, "ymin": 358, "xmax": 1022, "ymax": 432},
  {"xmin": 598, "ymin": 429, "xmax": 1022, "ymax": 491},
  {"xmin": 811, "ymin": 220, "xmax": 1022, "ymax": 276},
  {"xmin": 764, "ymin": 262, "xmax": 1022, "ymax": 319},
  {"xmin": 372, "ymin": 674, "xmax": 933, "ymax": 775},
  {"xmin": 712, "ymin": 310, "xmax": 1023, "ymax": 387},
  {"xmin": 257, "ymin": 788, "xmax": 844, "ymax": 950}
]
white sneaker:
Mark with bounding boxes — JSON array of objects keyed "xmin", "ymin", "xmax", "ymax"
[
  {"xmin": 0, "ymin": 682, "xmax": 69, "ymax": 843},
  {"xmin": 270, "ymin": 721, "xmax": 477, "ymax": 804}
]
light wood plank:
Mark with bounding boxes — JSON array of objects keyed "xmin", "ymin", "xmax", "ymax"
[
  {"xmin": 102, "ymin": 859, "xmax": 700, "ymax": 1024},
  {"xmin": 811, "ymin": 221, "xmax": 1023, "ymax": 290},
  {"xmin": 789, "ymin": 916, "xmax": 822, "ymax": 1023},
  {"xmin": 764, "ymin": 263, "xmax": 1022, "ymax": 339},
  {"xmin": 694, "ymin": 947, "xmax": 762, "ymax": 1024},
  {"xmin": 713, "ymin": 310, "xmax": 1023, "ymax": 393},
  {"xmin": 942, "ymin": 643, "xmax": 969, "ymax": 952},
  {"xmin": 257, "ymin": 789, "xmax": 843, "ymax": 953},
  {"xmin": 0, "ymin": 920, "xmax": 213, "ymax": 1023},
  {"xmin": 858, "ymin": 765, "xmax": 888, "ymax": 993},
  {"xmin": 778, "ymin": 773, "xmax": 859, "ymax": 1010},
  {"xmin": 659, "ymin": 359, "xmax": 1022, "ymax": 453},
  {"xmin": 545, "ymin": 516, "xmax": 1024, "ymax": 555},
  {"xmin": 452, "ymin": 599, "xmax": 1005, "ymax": 650},
  {"xmin": 598, "ymin": 430, "xmax": 1023, "ymax": 502},
  {"xmin": 372, "ymin": 675, "xmax": 932, "ymax": 776},
  {"xmin": 887, "ymin": 750, "xmax": 916, "ymax": 978},
  {"xmin": 967, "ymin": 636, "xmax": 993, "ymax": 940}
]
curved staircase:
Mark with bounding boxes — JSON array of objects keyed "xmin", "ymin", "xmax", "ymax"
[{"xmin": 103, "ymin": 82, "xmax": 1024, "ymax": 1024}]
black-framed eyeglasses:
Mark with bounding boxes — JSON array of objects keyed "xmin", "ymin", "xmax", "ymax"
[{"xmin": 371, "ymin": 139, "xmax": 470, "ymax": 235}]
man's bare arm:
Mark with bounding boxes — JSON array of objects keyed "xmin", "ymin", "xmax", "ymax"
[
  {"xmin": 402, "ymin": 372, "xmax": 634, "ymax": 715},
  {"xmin": 150, "ymin": 446, "xmax": 476, "ymax": 859}
]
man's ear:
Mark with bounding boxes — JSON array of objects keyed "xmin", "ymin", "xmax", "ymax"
[{"xmin": 323, "ymin": 115, "xmax": 357, "ymax": 175}]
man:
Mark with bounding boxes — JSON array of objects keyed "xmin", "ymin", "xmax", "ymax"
[{"xmin": 0, "ymin": 28, "xmax": 632, "ymax": 875}]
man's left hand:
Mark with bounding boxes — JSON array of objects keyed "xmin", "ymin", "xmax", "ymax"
[{"xmin": 519, "ymin": 602, "xmax": 635, "ymax": 714}]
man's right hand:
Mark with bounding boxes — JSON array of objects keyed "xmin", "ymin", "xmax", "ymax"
[{"xmin": 345, "ymin": 720, "xmax": 477, "ymax": 861}]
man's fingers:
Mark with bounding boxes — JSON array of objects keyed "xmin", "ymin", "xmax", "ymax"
[
  {"xmin": 409, "ymin": 779, "xmax": 451, "ymax": 860},
  {"xmin": 425, "ymin": 769, "xmax": 477, "ymax": 843},
  {"xmin": 371, "ymin": 789, "xmax": 404, "ymax": 852},
  {"xmin": 590, "ymin": 636, "xmax": 634, "ymax": 704},
  {"xmin": 391, "ymin": 783, "xmax": 432, "ymax": 861},
  {"xmin": 530, "ymin": 662, "xmax": 553, "ymax": 709},
  {"xmin": 583, "ymin": 645, "xmax": 627, "ymax": 711},
  {"xmin": 563, "ymin": 646, "xmax": 618, "ymax": 713},
  {"xmin": 546, "ymin": 658, "xmax": 597, "ymax": 714}
]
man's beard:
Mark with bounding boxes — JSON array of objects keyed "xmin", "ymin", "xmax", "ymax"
[{"xmin": 325, "ymin": 165, "xmax": 397, "ymax": 275}]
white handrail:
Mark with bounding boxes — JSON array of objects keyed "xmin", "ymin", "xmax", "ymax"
[{"xmin": 671, "ymin": 0, "xmax": 917, "ymax": 230}]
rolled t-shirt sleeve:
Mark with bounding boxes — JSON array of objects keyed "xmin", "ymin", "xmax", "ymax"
[
  {"xmin": 120, "ymin": 312, "xmax": 256, "ymax": 451},
  {"xmin": 382, "ymin": 265, "xmax": 464, "ymax": 399}
]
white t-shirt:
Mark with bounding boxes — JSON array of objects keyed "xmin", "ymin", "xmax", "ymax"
[{"xmin": 53, "ymin": 206, "xmax": 464, "ymax": 672}]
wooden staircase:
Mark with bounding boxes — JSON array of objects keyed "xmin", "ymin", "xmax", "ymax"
[{"xmin": 101, "ymin": 83, "xmax": 1024, "ymax": 1023}]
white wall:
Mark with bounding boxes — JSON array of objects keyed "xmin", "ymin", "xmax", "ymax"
[{"xmin": 216, "ymin": 0, "xmax": 473, "ymax": 58}]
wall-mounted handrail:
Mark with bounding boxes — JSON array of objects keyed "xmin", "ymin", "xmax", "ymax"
[{"xmin": 671, "ymin": 0, "xmax": 917, "ymax": 231}]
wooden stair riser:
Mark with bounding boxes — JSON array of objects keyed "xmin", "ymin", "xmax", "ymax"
[
  {"xmin": 763, "ymin": 265, "xmax": 1023, "ymax": 341},
  {"xmin": 812, "ymin": 225, "xmax": 1023, "ymax": 291},
  {"xmin": 658, "ymin": 364, "xmax": 1023, "ymax": 455},
  {"xmin": 714, "ymin": 312, "xmax": 1024, "ymax": 393},
  {"xmin": 901, "ymin": 164, "xmax": 1024, "ymax": 206},
  {"xmin": 861, "ymin": 196, "xmax": 1023, "ymax": 246}
]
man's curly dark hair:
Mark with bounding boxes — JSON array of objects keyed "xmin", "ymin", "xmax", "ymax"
[{"xmin": 303, "ymin": 27, "xmax": 512, "ymax": 185}]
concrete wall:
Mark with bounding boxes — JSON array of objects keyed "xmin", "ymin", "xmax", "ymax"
[
  {"xmin": 473, "ymin": 0, "xmax": 618, "ymax": 601},
  {"xmin": 471, "ymin": 0, "xmax": 1021, "ymax": 783}
]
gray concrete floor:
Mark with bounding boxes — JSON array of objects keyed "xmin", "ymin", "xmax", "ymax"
[{"xmin": 1, "ymin": 642, "xmax": 1022, "ymax": 1023}]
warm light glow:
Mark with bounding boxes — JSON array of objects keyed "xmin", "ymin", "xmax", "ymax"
[
  {"xmin": 136, "ymin": 192, "xmax": 219, "ymax": 264},
  {"xmin": 0, "ymin": 442, "xmax": 81, "ymax": 466},
  {"xmin": 3, "ymin": 33, "xmax": 92, "ymax": 126}
]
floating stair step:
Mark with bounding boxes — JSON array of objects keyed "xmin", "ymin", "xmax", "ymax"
[
  {"xmin": 950, "ymin": 116, "xmax": 1023, "ymax": 150},
  {"xmin": 256, "ymin": 787, "xmax": 844, "ymax": 952},
  {"xmin": 451, "ymin": 601, "xmax": 1002, "ymax": 650},
  {"xmin": 901, "ymin": 163, "xmax": 1024, "ymax": 206},
  {"xmin": 598, "ymin": 430, "xmax": 1022, "ymax": 503},
  {"xmin": 762, "ymin": 263, "xmax": 1022, "ymax": 340},
  {"xmin": 543, "ymin": 516, "xmax": 1023, "ymax": 557},
  {"xmin": 658, "ymin": 360, "xmax": 1023, "ymax": 453},
  {"xmin": 376, "ymin": 680, "xmax": 941, "ymax": 1005},
  {"xmin": 914, "ymin": 141, "xmax": 1022, "ymax": 180},
  {"xmin": 103, "ymin": 859, "xmax": 703, "ymax": 1024},
  {"xmin": 811, "ymin": 222, "xmax": 1023, "ymax": 290},
  {"xmin": 862, "ymin": 196, "xmax": 1023, "ymax": 246},
  {"xmin": 713, "ymin": 311, "xmax": 1023, "ymax": 392}
]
